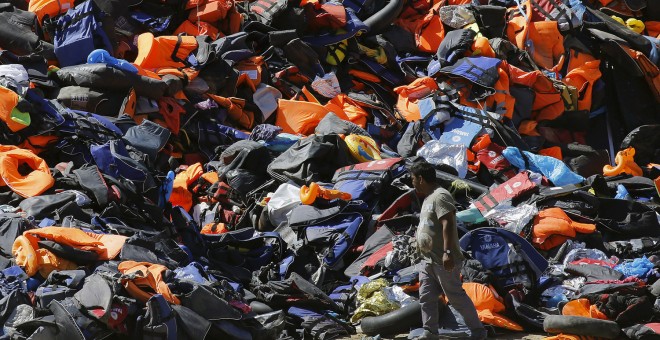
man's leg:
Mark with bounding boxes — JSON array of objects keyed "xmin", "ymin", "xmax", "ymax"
[
  {"xmin": 436, "ymin": 261, "xmax": 486, "ymax": 338},
  {"xmin": 419, "ymin": 260, "xmax": 442, "ymax": 334}
]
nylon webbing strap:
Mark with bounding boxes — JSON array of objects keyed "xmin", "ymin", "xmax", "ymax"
[
  {"xmin": 251, "ymin": 0, "xmax": 280, "ymax": 16},
  {"xmin": 171, "ymin": 35, "xmax": 184, "ymax": 63},
  {"xmin": 474, "ymin": 192, "xmax": 498, "ymax": 211},
  {"xmin": 463, "ymin": 58, "xmax": 497, "ymax": 87}
]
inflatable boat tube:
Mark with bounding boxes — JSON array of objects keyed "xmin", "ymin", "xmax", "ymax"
[
  {"xmin": 363, "ymin": 0, "xmax": 405, "ymax": 35},
  {"xmin": 249, "ymin": 301, "xmax": 275, "ymax": 314},
  {"xmin": 360, "ymin": 300, "xmax": 422, "ymax": 336},
  {"xmin": 543, "ymin": 315, "xmax": 621, "ymax": 339},
  {"xmin": 435, "ymin": 170, "xmax": 489, "ymax": 196}
]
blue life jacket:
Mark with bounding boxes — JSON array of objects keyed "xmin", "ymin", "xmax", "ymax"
[
  {"xmin": 304, "ymin": 212, "xmax": 364, "ymax": 268},
  {"xmin": 431, "ymin": 56, "xmax": 501, "ymax": 90},
  {"xmin": 130, "ymin": 11, "xmax": 172, "ymax": 34},
  {"xmin": 90, "ymin": 139, "xmax": 156, "ymax": 192},
  {"xmin": 54, "ymin": 0, "xmax": 113, "ymax": 67},
  {"xmin": 460, "ymin": 227, "xmax": 548, "ymax": 292}
]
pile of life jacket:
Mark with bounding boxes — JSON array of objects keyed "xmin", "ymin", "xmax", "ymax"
[{"xmin": 0, "ymin": 0, "xmax": 657, "ymax": 338}]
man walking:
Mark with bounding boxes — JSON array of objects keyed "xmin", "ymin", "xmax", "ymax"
[{"xmin": 410, "ymin": 160, "xmax": 487, "ymax": 340}]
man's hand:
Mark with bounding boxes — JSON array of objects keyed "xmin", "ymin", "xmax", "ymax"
[{"xmin": 443, "ymin": 253, "xmax": 454, "ymax": 271}]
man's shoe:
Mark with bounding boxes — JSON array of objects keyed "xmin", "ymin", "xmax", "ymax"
[
  {"xmin": 469, "ymin": 328, "xmax": 488, "ymax": 340},
  {"xmin": 411, "ymin": 329, "xmax": 440, "ymax": 340}
]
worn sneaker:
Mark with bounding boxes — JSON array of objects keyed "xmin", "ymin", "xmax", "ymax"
[
  {"xmin": 469, "ymin": 328, "xmax": 488, "ymax": 340},
  {"xmin": 411, "ymin": 329, "xmax": 440, "ymax": 340}
]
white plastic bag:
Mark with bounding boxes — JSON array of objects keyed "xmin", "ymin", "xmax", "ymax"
[{"xmin": 267, "ymin": 182, "xmax": 302, "ymax": 226}]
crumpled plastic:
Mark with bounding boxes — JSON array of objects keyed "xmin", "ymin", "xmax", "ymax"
[
  {"xmin": 383, "ymin": 285, "xmax": 415, "ymax": 308},
  {"xmin": 484, "ymin": 203, "xmax": 538, "ymax": 234},
  {"xmin": 562, "ymin": 247, "xmax": 609, "ymax": 267},
  {"xmin": 614, "ymin": 256, "xmax": 654, "ymax": 279},
  {"xmin": 416, "ymin": 141, "xmax": 468, "ymax": 178},
  {"xmin": 439, "ymin": 5, "xmax": 476, "ymax": 29},
  {"xmin": 540, "ymin": 285, "xmax": 578, "ymax": 308},
  {"xmin": 563, "ymin": 276, "xmax": 586, "ymax": 290},
  {"xmin": 0, "ymin": 64, "xmax": 30, "ymax": 96},
  {"xmin": 350, "ymin": 278, "xmax": 400, "ymax": 323}
]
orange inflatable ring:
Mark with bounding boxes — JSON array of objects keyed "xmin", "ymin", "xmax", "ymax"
[
  {"xmin": 300, "ymin": 182, "xmax": 320, "ymax": 205},
  {"xmin": 603, "ymin": 147, "xmax": 643, "ymax": 177},
  {"xmin": 301, "ymin": 182, "xmax": 353, "ymax": 205}
]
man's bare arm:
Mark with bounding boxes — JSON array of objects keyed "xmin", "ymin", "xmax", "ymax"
[
  {"xmin": 440, "ymin": 211, "xmax": 456, "ymax": 270},
  {"xmin": 441, "ymin": 212, "xmax": 456, "ymax": 253}
]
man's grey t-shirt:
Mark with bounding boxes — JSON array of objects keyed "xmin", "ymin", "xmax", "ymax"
[{"xmin": 416, "ymin": 187, "xmax": 464, "ymax": 264}]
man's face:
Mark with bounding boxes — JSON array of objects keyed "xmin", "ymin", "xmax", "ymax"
[{"xmin": 411, "ymin": 174, "xmax": 423, "ymax": 193}]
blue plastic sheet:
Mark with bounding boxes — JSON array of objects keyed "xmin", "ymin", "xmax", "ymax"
[
  {"xmin": 614, "ymin": 256, "xmax": 655, "ymax": 279},
  {"xmin": 502, "ymin": 147, "xmax": 584, "ymax": 186}
]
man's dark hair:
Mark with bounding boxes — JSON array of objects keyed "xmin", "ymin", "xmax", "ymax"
[{"xmin": 410, "ymin": 160, "xmax": 437, "ymax": 183}]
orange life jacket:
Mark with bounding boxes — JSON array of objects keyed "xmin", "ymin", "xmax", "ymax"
[
  {"xmin": 13, "ymin": 227, "xmax": 126, "ymax": 276},
  {"xmin": 457, "ymin": 63, "xmax": 516, "ymax": 119},
  {"xmin": 206, "ymin": 93, "xmax": 255, "ymax": 130},
  {"xmin": 170, "ymin": 162, "xmax": 204, "ymax": 211},
  {"xmin": 506, "ymin": 1, "xmax": 565, "ymax": 70},
  {"xmin": 35, "ymin": 248, "xmax": 78, "ymax": 278},
  {"xmin": 539, "ymin": 146, "xmax": 563, "ymax": 160},
  {"xmin": 24, "ymin": 226, "xmax": 126, "ymax": 260},
  {"xmin": 275, "ymin": 99, "xmax": 330, "ymax": 135},
  {"xmin": 174, "ymin": 20, "xmax": 221, "ymax": 40},
  {"xmin": 562, "ymin": 299, "xmax": 609, "ymax": 320},
  {"xmin": 532, "ymin": 208, "xmax": 596, "ymax": 250},
  {"xmin": 0, "ymin": 86, "xmax": 28, "ymax": 133},
  {"xmin": 415, "ymin": 1, "xmax": 446, "ymax": 53},
  {"xmin": 0, "ymin": 145, "xmax": 54, "ymax": 198},
  {"xmin": 507, "ymin": 64, "xmax": 564, "ymax": 122},
  {"xmin": 463, "ymin": 282, "xmax": 524, "ymax": 331},
  {"xmin": 28, "ymin": 0, "xmax": 74, "ymax": 24},
  {"xmin": 119, "ymin": 261, "xmax": 181, "ymax": 304},
  {"xmin": 134, "ymin": 33, "xmax": 199, "ymax": 70},
  {"xmin": 12, "ymin": 235, "xmax": 39, "ymax": 276},
  {"xmin": 235, "ymin": 56, "xmax": 266, "ymax": 88},
  {"xmin": 201, "ymin": 222, "xmax": 229, "ymax": 235},
  {"xmin": 18, "ymin": 135, "xmax": 59, "ymax": 155},
  {"xmin": 324, "ymin": 93, "xmax": 369, "ymax": 127},
  {"xmin": 395, "ymin": 0, "xmax": 431, "ymax": 34},
  {"xmin": 394, "ymin": 77, "xmax": 439, "ymax": 121},
  {"xmin": 188, "ymin": 0, "xmax": 233, "ymax": 23},
  {"xmin": 470, "ymin": 37, "xmax": 496, "ymax": 58},
  {"xmin": 563, "ymin": 50, "xmax": 601, "ymax": 112}
]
